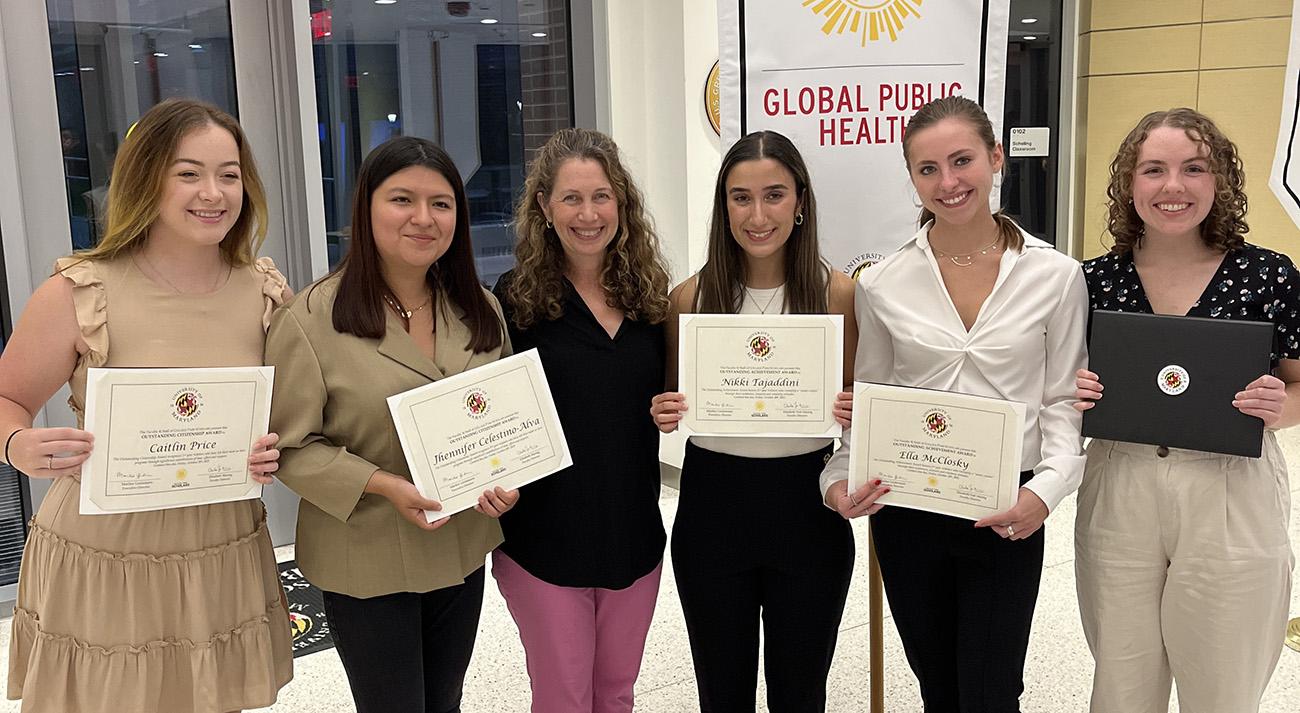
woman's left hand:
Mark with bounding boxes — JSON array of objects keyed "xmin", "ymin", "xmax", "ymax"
[
  {"xmin": 1234, "ymin": 374, "xmax": 1287, "ymax": 427},
  {"xmin": 974, "ymin": 487, "xmax": 1048, "ymax": 541},
  {"xmin": 248, "ymin": 433, "xmax": 280, "ymax": 485},
  {"xmin": 833, "ymin": 390, "xmax": 853, "ymax": 428},
  {"xmin": 476, "ymin": 487, "xmax": 520, "ymax": 518}
]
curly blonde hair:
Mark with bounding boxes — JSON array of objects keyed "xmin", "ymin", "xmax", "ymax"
[
  {"xmin": 506, "ymin": 128, "xmax": 671, "ymax": 328},
  {"xmin": 1105, "ymin": 108, "xmax": 1248, "ymax": 254}
]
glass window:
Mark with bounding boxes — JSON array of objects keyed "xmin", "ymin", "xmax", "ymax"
[
  {"xmin": 0, "ymin": 225, "xmax": 26, "ymax": 588},
  {"xmin": 311, "ymin": 0, "xmax": 573, "ymax": 287},
  {"xmin": 1002, "ymin": 0, "xmax": 1062, "ymax": 244},
  {"xmin": 45, "ymin": 0, "xmax": 238, "ymax": 249}
]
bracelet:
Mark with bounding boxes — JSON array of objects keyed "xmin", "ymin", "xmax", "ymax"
[{"xmin": 3, "ymin": 428, "xmax": 24, "ymax": 467}]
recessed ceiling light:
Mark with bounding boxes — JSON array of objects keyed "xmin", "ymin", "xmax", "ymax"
[
  {"xmin": 154, "ymin": 52, "xmax": 168, "ymax": 57},
  {"xmin": 531, "ymin": 31, "xmax": 547, "ymax": 37},
  {"xmin": 1021, "ymin": 17, "xmax": 1038, "ymax": 24},
  {"xmin": 481, "ymin": 18, "xmax": 499, "ymax": 24},
  {"xmin": 375, "ymin": 0, "xmax": 397, "ymax": 4},
  {"xmin": 188, "ymin": 44, "xmax": 202, "ymax": 49},
  {"xmin": 387, "ymin": 113, "xmax": 397, "ymax": 122},
  {"xmin": 1024, "ymin": 35, "xmax": 1037, "ymax": 40},
  {"xmin": 79, "ymin": 66, "xmax": 94, "ymax": 71}
]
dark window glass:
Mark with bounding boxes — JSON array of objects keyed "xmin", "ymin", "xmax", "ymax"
[
  {"xmin": 46, "ymin": 0, "xmax": 239, "ymax": 250},
  {"xmin": 311, "ymin": 0, "xmax": 573, "ymax": 286}
]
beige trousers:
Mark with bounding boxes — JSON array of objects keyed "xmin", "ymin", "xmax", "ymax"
[{"xmin": 1075, "ymin": 437, "xmax": 1293, "ymax": 713}]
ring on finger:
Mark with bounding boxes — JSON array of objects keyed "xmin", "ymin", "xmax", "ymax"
[
  {"xmin": 1007, "ymin": 524, "xmax": 1016, "ymax": 537},
  {"xmin": 47, "ymin": 455, "xmax": 53, "ymax": 470}
]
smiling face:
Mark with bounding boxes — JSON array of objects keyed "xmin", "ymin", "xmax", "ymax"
[
  {"xmin": 1130, "ymin": 125, "xmax": 1215, "ymax": 242},
  {"xmin": 539, "ymin": 158, "xmax": 620, "ymax": 265},
  {"xmin": 725, "ymin": 157, "xmax": 802, "ymax": 263},
  {"xmin": 151, "ymin": 123, "xmax": 243, "ymax": 248},
  {"xmin": 905, "ymin": 117, "xmax": 1003, "ymax": 228},
  {"xmin": 370, "ymin": 165, "xmax": 458, "ymax": 275}
]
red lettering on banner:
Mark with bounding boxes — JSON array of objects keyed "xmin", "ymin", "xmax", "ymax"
[
  {"xmin": 818, "ymin": 115, "xmax": 912, "ymax": 146},
  {"xmin": 878, "ymin": 82, "xmax": 962, "ymax": 112}
]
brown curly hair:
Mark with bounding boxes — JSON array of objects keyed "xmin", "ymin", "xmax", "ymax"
[
  {"xmin": 1104, "ymin": 108, "xmax": 1248, "ymax": 254},
  {"xmin": 505, "ymin": 128, "xmax": 672, "ymax": 328}
]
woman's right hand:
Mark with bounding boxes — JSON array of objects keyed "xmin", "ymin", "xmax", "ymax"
[
  {"xmin": 1073, "ymin": 368, "xmax": 1104, "ymax": 411},
  {"xmin": 650, "ymin": 392, "xmax": 688, "ymax": 434},
  {"xmin": 824, "ymin": 478, "xmax": 890, "ymax": 519},
  {"xmin": 366, "ymin": 470, "xmax": 449, "ymax": 531},
  {"xmin": 5, "ymin": 427, "xmax": 93, "ymax": 478}
]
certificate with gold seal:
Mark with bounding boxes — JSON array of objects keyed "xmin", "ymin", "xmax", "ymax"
[
  {"xmin": 387, "ymin": 349, "xmax": 571, "ymax": 522},
  {"xmin": 79, "ymin": 367, "xmax": 272, "ymax": 515},
  {"xmin": 848, "ymin": 383, "xmax": 1024, "ymax": 521},
  {"xmin": 679, "ymin": 314, "xmax": 843, "ymax": 438}
]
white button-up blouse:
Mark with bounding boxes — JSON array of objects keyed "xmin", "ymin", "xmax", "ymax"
[{"xmin": 820, "ymin": 223, "xmax": 1089, "ymax": 512}]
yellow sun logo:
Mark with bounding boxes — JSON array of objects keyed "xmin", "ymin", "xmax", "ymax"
[
  {"xmin": 927, "ymin": 476, "xmax": 938, "ymax": 487},
  {"xmin": 490, "ymin": 457, "xmax": 502, "ymax": 468},
  {"xmin": 755, "ymin": 401, "xmax": 766, "ymax": 411},
  {"xmin": 802, "ymin": 0, "xmax": 924, "ymax": 45},
  {"xmin": 176, "ymin": 469, "xmax": 188, "ymax": 481}
]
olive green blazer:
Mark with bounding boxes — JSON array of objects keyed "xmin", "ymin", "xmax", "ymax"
[{"xmin": 265, "ymin": 275, "xmax": 510, "ymax": 598}]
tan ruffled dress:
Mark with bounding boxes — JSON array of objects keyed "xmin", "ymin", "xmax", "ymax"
[{"xmin": 6, "ymin": 254, "xmax": 294, "ymax": 713}]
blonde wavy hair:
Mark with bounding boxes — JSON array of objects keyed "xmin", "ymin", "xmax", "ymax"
[
  {"xmin": 505, "ymin": 128, "xmax": 671, "ymax": 328},
  {"xmin": 1104, "ymin": 107, "xmax": 1247, "ymax": 254},
  {"xmin": 71, "ymin": 98, "xmax": 267, "ymax": 266}
]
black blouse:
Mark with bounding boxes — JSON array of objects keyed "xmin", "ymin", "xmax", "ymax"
[
  {"xmin": 1081, "ymin": 242, "xmax": 1300, "ymax": 362},
  {"xmin": 492, "ymin": 272, "xmax": 667, "ymax": 589}
]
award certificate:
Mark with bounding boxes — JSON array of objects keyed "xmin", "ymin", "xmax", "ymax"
[
  {"xmin": 80, "ymin": 367, "xmax": 272, "ymax": 515},
  {"xmin": 679, "ymin": 314, "xmax": 843, "ymax": 438},
  {"xmin": 387, "ymin": 349, "xmax": 571, "ymax": 522},
  {"xmin": 848, "ymin": 383, "xmax": 1024, "ymax": 521}
]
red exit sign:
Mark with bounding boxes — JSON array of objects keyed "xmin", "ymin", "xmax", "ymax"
[{"xmin": 311, "ymin": 10, "xmax": 332, "ymax": 40}]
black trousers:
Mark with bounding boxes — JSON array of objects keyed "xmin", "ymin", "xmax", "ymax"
[
  {"xmin": 672, "ymin": 443, "xmax": 855, "ymax": 713},
  {"xmin": 870, "ymin": 471, "xmax": 1044, "ymax": 713},
  {"xmin": 320, "ymin": 567, "xmax": 486, "ymax": 713}
]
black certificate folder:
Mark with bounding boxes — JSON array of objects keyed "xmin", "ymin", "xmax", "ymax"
[{"xmin": 1082, "ymin": 311, "xmax": 1273, "ymax": 458}]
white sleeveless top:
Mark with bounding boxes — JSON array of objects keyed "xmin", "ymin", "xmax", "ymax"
[{"xmin": 691, "ymin": 284, "xmax": 835, "ymax": 459}]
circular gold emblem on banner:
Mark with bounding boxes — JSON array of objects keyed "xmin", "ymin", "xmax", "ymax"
[{"xmin": 705, "ymin": 60, "xmax": 721, "ymax": 136}]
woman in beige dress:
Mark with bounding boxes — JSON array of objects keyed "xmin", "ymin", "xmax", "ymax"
[{"xmin": 0, "ymin": 98, "xmax": 293, "ymax": 713}]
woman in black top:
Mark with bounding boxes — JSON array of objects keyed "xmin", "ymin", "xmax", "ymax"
[
  {"xmin": 1074, "ymin": 108, "xmax": 1300, "ymax": 712},
  {"xmin": 492, "ymin": 127, "xmax": 673, "ymax": 712}
]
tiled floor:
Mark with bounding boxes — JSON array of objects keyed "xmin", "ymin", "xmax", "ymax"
[{"xmin": 3, "ymin": 437, "xmax": 1300, "ymax": 712}]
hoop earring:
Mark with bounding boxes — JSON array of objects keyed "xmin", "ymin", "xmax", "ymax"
[
  {"xmin": 795, "ymin": 213, "xmax": 805, "ymax": 226},
  {"xmin": 546, "ymin": 220, "xmax": 553, "ymax": 229}
]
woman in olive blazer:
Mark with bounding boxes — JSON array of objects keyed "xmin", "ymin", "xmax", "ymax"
[{"xmin": 265, "ymin": 137, "xmax": 517, "ymax": 713}]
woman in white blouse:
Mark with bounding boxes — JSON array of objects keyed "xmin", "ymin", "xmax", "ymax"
[{"xmin": 820, "ymin": 95, "xmax": 1088, "ymax": 711}]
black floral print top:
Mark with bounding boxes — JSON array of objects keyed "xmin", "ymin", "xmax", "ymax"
[{"xmin": 1081, "ymin": 242, "xmax": 1300, "ymax": 362}]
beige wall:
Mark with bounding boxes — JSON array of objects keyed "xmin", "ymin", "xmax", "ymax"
[{"xmin": 1075, "ymin": 0, "xmax": 1297, "ymax": 259}]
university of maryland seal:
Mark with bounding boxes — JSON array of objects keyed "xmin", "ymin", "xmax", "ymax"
[
  {"xmin": 464, "ymin": 388, "xmax": 491, "ymax": 419},
  {"xmin": 747, "ymin": 332, "xmax": 775, "ymax": 361},
  {"xmin": 171, "ymin": 388, "xmax": 202, "ymax": 422},
  {"xmin": 923, "ymin": 408, "xmax": 951, "ymax": 438},
  {"xmin": 1157, "ymin": 365, "xmax": 1189, "ymax": 396}
]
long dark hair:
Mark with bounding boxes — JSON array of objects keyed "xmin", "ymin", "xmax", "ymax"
[
  {"xmin": 693, "ymin": 130, "xmax": 827, "ymax": 314},
  {"xmin": 327, "ymin": 136, "xmax": 502, "ymax": 352},
  {"xmin": 901, "ymin": 95, "xmax": 1024, "ymax": 251}
]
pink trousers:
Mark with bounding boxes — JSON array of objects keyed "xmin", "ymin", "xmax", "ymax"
[{"xmin": 491, "ymin": 550, "xmax": 662, "ymax": 713}]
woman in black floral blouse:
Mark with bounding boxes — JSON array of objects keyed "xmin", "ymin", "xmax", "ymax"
[{"xmin": 1073, "ymin": 108, "xmax": 1299, "ymax": 713}]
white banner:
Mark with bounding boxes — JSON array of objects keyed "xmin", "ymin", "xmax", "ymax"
[
  {"xmin": 1270, "ymin": 0, "xmax": 1300, "ymax": 229},
  {"xmin": 719, "ymin": 0, "xmax": 1011, "ymax": 275}
]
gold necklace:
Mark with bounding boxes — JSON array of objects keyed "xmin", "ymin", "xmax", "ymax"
[
  {"xmin": 383, "ymin": 292, "xmax": 433, "ymax": 321},
  {"xmin": 930, "ymin": 237, "xmax": 1003, "ymax": 267},
  {"xmin": 744, "ymin": 286, "xmax": 782, "ymax": 314}
]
